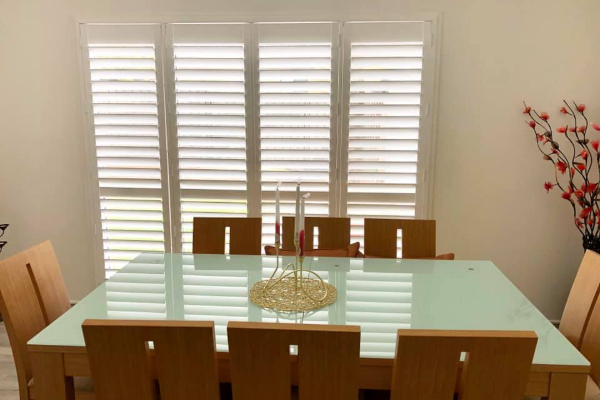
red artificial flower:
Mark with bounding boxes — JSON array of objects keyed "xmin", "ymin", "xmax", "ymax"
[
  {"xmin": 551, "ymin": 148, "xmax": 559, "ymax": 154},
  {"xmin": 575, "ymin": 189, "xmax": 585, "ymax": 198},
  {"xmin": 587, "ymin": 183, "xmax": 599, "ymax": 193},
  {"xmin": 578, "ymin": 125, "xmax": 586, "ymax": 133},
  {"xmin": 560, "ymin": 107, "xmax": 569, "ymax": 114},
  {"xmin": 576, "ymin": 218, "xmax": 584, "ymax": 228},
  {"xmin": 540, "ymin": 112, "xmax": 550, "ymax": 120},
  {"xmin": 593, "ymin": 123, "xmax": 600, "ymax": 131},
  {"xmin": 592, "ymin": 140, "xmax": 600, "ymax": 151},
  {"xmin": 568, "ymin": 186, "xmax": 575, "ymax": 194},
  {"xmin": 556, "ymin": 161, "xmax": 567, "ymax": 174},
  {"xmin": 528, "ymin": 120, "xmax": 536, "ymax": 128},
  {"xmin": 588, "ymin": 217, "xmax": 595, "ymax": 226},
  {"xmin": 536, "ymin": 134, "xmax": 544, "ymax": 142},
  {"xmin": 578, "ymin": 104, "xmax": 587, "ymax": 112},
  {"xmin": 557, "ymin": 126, "xmax": 567, "ymax": 133},
  {"xmin": 523, "ymin": 106, "xmax": 531, "ymax": 114},
  {"xmin": 569, "ymin": 126, "xmax": 577, "ymax": 133},
  {"xmin": 571, "ymin": 167, "xmax": 576, "ymax": 176},
  {"xmin": 575, "ymin": 162, "xmax": 586, "ymax": 171},
  {"xmin": 581, "ymin": 149, "xmax": 589, "ymax": 159},
  {"xmin": 543, "ymin": 181, "xmax": 553, "ymax": 193},
  {"xmin": 580, "ymin": 207, "xmax": 593, "ymax": 219},
  {"xmin": 562, "ymin": 191, "xmax": 571, "ymax": 200}
]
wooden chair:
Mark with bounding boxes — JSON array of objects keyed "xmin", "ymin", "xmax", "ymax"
[
  {"xmin": 192, "ymin": 217, "xmax": 262, "ymax": 255},
  {"xmin": 282, "ymin": 217, "xmax": 351, "ymax": 251},
  {"xmin": 391, "ymin": 330, "xmax": 537, "ymax": 400},
  {"xmin": 0, "ymin": 244, "xmax": 92, "ymax": 400},
  {"xmin": 575, "ymin": 289, "xmax": 600, "ymax": 399},
  {"xmin": 228, "ymin": 321, "xmax": 360, "ymax": 400},
  {"xmin": 559, "ymin": 250, "xmax": 600, "ymax": 349},
  {"xmin": 364, "ymin": 219, "xmax": 436, "ymax": 259},
  {"xmin": 82, "ymin": 320, "xmax": 219, "ymax": 400}
]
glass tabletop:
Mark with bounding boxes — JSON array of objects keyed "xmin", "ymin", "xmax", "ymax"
[{"xmin": 29, "ymin": 253, "xmax": 589, "ymax": 366}]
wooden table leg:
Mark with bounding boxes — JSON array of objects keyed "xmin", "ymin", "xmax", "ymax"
[
  {"xmin": 547, "ymin": 372, "xmax": 587, "ymax": 400},
  {"xmin": 30, "ymin": 351, "xmax": 75, "ymax": 400}
]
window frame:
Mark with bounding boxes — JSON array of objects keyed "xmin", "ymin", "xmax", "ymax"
[{"xmin": 77, "ymin": 14, "xmax": 441, "ymax": 284}]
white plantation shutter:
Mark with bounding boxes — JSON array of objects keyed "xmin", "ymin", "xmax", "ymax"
[
  {"xmin": 341, "ymin": 22, "xmax": 429, "ymax": 256},
  {"xmin": 166, "ymin": 24, "xmax": 252, "ymax": 253},
  {"xmin": 257, "ymin": 23, "xmax": 339, "ymax": 246},
  {"xmin": 82, "ymin": 24, "xmax": 171, "ymax": 278}
]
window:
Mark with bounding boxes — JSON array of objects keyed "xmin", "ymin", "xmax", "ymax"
[{"xmin": 80, "ymin": 20, "xmax": 437, "ymax": 277}]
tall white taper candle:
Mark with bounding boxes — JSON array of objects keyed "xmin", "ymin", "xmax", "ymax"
[{"xmin": 294, "ymin": 183, "xmax": 300, "ymax": 242}]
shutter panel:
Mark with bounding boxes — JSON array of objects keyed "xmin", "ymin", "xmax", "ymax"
[
  {"xmin": 83, "ymin": 24, "xmax": 169, "ymax": 277},
  {"xmin": 168, "ymin": 24, "xmax": 250, "ymax": 253},
  {"xmin": 257, "ymin": 23, "xmax": 337, "ymax": 247},
  {"xmin": 341, "ymin": 22, "xmax": 425, "ymax": 256}
]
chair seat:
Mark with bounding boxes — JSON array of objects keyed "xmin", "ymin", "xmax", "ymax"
[{"xmin": 28, "ymin": 377, "xmax": 95, "ymax": 400}]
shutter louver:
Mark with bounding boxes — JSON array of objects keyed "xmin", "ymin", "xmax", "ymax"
[
  {"xmin": 85, "ymin": 24, "xmax": 168, "ymax": 275},
  {"xmin": 258, "ymin": 24, "xmax": 336, "ymax": 247},
  {"xmin": 170, "ymin": 25, "xmax": 249, "ymax": 253},
  {"xmin": 343, "ymin": 23, "xmax": 425, "ymax": 256}
]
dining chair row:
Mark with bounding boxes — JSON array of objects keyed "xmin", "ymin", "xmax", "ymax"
[
  {"xmin": 82, "ymin": 319, "xmax": 538, "ymax": 400},
  {"xmin": 192, "ymin": 216, "xmax": 443, "ymax": 259},
  {"xmin": 0, "ymin": 241, "xmax": 94, "ymax": 400}
]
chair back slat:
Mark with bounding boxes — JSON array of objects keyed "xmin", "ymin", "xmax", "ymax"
[
  {"xmin": 391, "ymin": 330, "xmax": 537, "ymax": 400},
  {"xmin": 82, "ymin": 320, "xmax": 220, "ymax": 400},
  {"xmin": 0, "ymin": 250, "xmax": 48, "ymax": 399},
  {"xmin": 282, "ymin": 217, "xmax": 350, "ymax": 250},
  {"xmin": 192, "ymin": 217, "xmax": 262, "ymax": 255},
  {"xmin": 228, "ymin": 322, "xmax": 360, "ymax": 400},
  {"xmin": 25, "ymin": 240, "xmax": 71, "ymax": 324},
  {"xmin": 364, "ymin": 219, "xmax": 436, "ymax": 258},
  {"xmin": 560, "ymin": 250, "xmax": 600, "ymax": 349}
]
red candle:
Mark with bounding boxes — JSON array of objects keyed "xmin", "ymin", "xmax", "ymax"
[{"xmin": 299, "ymin": 229, "xmax": 305, "ymax": 257}]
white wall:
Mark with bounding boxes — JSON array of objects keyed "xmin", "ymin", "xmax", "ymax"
[{"xmin": 1, "ymin": 0, "xmax": 598, "ymax": 320}]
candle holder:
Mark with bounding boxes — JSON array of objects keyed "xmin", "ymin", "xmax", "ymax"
[{"xmin": 249, "ymin": 242, "xmax": 337, "ymax": 312}]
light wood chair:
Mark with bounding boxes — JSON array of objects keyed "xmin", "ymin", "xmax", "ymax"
[
  {"xmin": 0, "ymin": 244, "xmax": 92, "ymax": 400},
  {"xmin": 576, "ymin": 290, "xmax": 600, "ymax": 399},
  {"xmin": 282, "ymin": 217, "xmax": 351, "ymax": 251},
  {"xmin": 192, "ymin": 217, "xmax": 262, "ymax": 255},
  {"xmin": 228, "ymin": 321, "xmax": 361, "ymax": 400},
  {"xmin": 559, "ymin": 250, "xmax": 600, "ymax": 349},
  {"xmin": 364, "ymin": 218, "xmax": 436, "ymax": 259},
  {"xmin": 82, "ymin": 320, "xmax": 219, "ymax": 400},
  {"xmin": 391, "ymin": 330, "xmax": 537, "ymax": 400}
]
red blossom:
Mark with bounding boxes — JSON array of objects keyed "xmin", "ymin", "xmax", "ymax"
[
  {"xmin": 540, "ymin": 112, "xmax": 550, "ymax": 120},
  {"xmin": 580, "ymin": 207, "xmax": 593, "ymax": 219},
  {"xmin": 523, "ymin": 106, "xmax": 532, "ymax": 114},
  {"xmin": 569, "ymin": 126, "xmax": 577, "ymax": 133},
  {"xmin": 571, "ymin": 167, "xmax": 576, "ymax": 176},
  {"xmin": 578, "ymin": 125, "xmax": 586, "ymax": 133},
  {"xmin": 543, "ymin": 181, "xmax": 553, "ymax": 193},
  {"xmin": 562, "ymin": 192, "xmax": 571, "ymax": 200},
  {"xmin": 568, "ymin": 186, "xmax": 574, "ymax": 194},
  {"xmin": 575, "ymin": 189, "xmax": 585, "ymax": 198},
  {"xmin": 581, "ymin": 149, "xmax": 589, "ymax": 160},
  {"xmin": 587, "ymin": 183, "xmax": 598, "ymax": 193},
  {"xmin": 593, "ymin": 123, "xmax": 600, "ymax": 131},
  {"xmin": 560, "ymin": 107, "xmax": 569, "ymax": 114},
  {"xmin": 575, "ymin": 163, "xmax": 586, "ymax": 171},
  {"xmin": 556, "ymin": 161, "xmax": 567, "ymax": 174},
  {"xmin": 557, "ymin": 126, "xmax": 567, "ymax": 133},
  {"xmin": 528, "ymin": 120, "xmax": 536, "ymax": 128},
  {"xmin": 592, "ymin": 140, "xmax": 600, "ymax": 151},
  {"xmin": 588, "ymin": 218, "xmax": 595, "ymax": 226},
  {"xmin": 578, "ymin": 104, "xmax": 587, "ymax": 112}
]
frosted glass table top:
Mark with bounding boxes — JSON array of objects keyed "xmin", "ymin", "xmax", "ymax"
[{"xmin": 29, "ymin": 253, "xmax": 589, "ymax": 367}]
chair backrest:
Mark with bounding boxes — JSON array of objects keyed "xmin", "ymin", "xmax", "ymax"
[
  {"xmin": 192, "ymin": 217, "xmax": 262, "ymax": 255},
  {"xmin": 82, "ymin": 320, "xmax": 220, "ymax": 400},
  {"xmin": 282, "ymin": 217, "xmax": 351, "ymax": 250},
  {"xmin": 228, "ymin": 322, "xmax": 360, "ymax": 400},
  {"xmin": 364, "ymin": 218, "xmax": 436, "ymax": 258},
  {"xmin": 0, "ymin": 250, "xmax": 48, "ymax": 399},
  {"xmin": 24, "ymin": 240, "xmax": 71, "ymax": 324},
  {"xmin": 560, "ymin": 250, "xmax": 600, "ymax": 349},
  {"xmin": 391, "ymin": 330, "xmax": 537, "ymax": 400},
  {"xmin": 579, "ymin": 286, "xmax": 600, "ymax": 386}
]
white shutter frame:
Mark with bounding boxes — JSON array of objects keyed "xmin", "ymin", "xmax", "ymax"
[{"xmin": 80, "ymin": 23, "xmax": 171, "ymax": 280}]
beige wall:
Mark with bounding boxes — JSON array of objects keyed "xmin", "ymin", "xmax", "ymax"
[{"xmin": 0, "ymin": 0, "xmax": 598, "ymax": 319}]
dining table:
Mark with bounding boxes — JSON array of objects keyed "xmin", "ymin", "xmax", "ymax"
[{"xmin": 28, "ymin": 253, "xmax": 590, "ymax": 399}]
